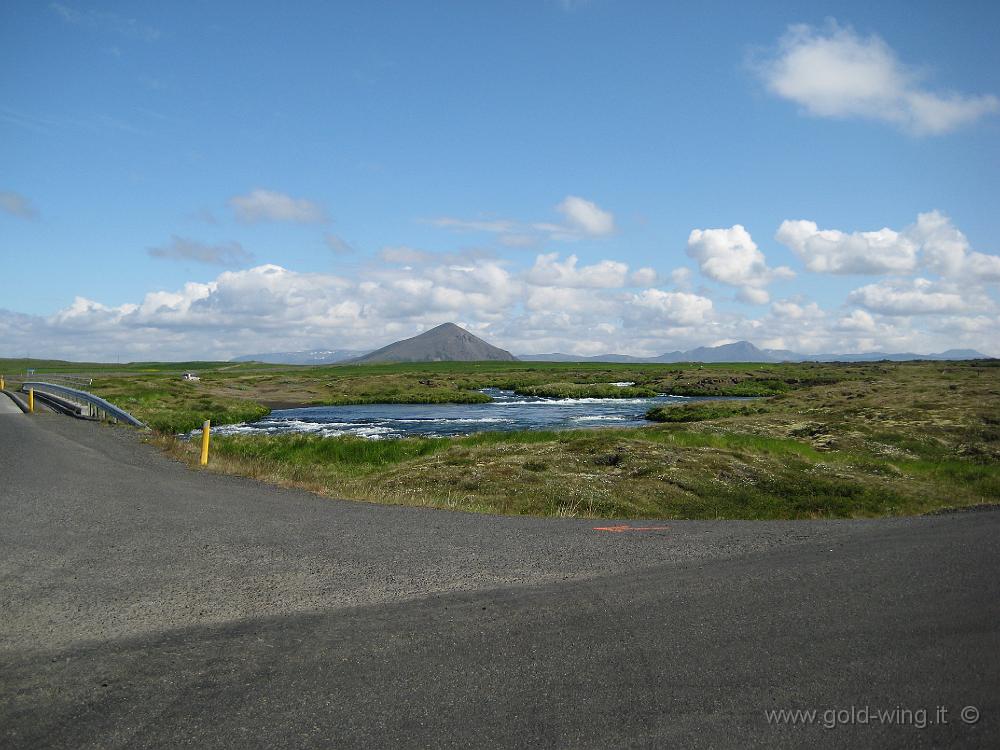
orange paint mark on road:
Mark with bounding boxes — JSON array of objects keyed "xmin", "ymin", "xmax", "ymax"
[{"xmin": 593, "ymin": 524, "xmax": 670, "ymax": 533}]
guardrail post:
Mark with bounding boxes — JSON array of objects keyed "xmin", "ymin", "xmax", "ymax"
[
  {"xmin": 28, "ymin": 388, "xmax": 34, "ymax": 413},
  {"xmin": 200, "ymin": 420, "xmax": 211, "ymax": 466}
]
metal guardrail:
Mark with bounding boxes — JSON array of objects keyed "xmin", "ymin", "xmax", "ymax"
[
  {"xmin": 2, "ymin": 389, "xmax": 30, "ymax": 413},
  {"xmin": 21, "ymin": 382, "xmax": 145, "ymax": 427},
  {"xmin": 31, "ymin": 390, "xmax": 88, "ymax": 417}
]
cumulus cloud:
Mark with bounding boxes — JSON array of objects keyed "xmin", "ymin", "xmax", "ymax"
[
  {"xmin": 771, "ymin": 300, "xmax": 824, "ymax": 321},
  {"xmin": 524, "ymin": 285, "xmax": 618, "ymax": 315},
  {"xmin": 147, "ymin": 236, "xmax": 253, "ymax": 266},
  {"xmin": 526, "ymin": 253, "xmax": 628, "ymax": 288},
  {"xmin": 848, "ymin": 278, "xmax": 977, "ymax": 315},
  {"xmin": 229, "ymin": 189, "xmax": 328, "ymax": 224},
  {"xmin": 625, "ymin": 289, "xmax": 714, "ymax": 327},
  {"xmin": 555, "ymin": 196, "xmax": 615, "ymax": 237},
  {"xmin": 737, "ymin": 287, "xmax": 771, "ymax": 305},
  {"xmin": 835, "ymin": 309, "xmax": 877, "ymax": 332},
  {"xmin": 628, "ymin": 267, "xmax": 658, "ymax": 287},
  {"xmin": 756, "ymin": 22, "xmax": 999, "ymax": 134},
  {"xmin": 3, "ymin": 244, "xmax": 997, "ymax": 360},
  {"xmin": 670, "ymin": 267, "xmax": 693, "ymax": 289},
  {"xmin": 776, "ymin": 219, "xmax": 918, "ymax": 274},
  {"xmin": 777, "ymin": 210, "xmax": 1000, "ymax": 282},
  {"xmin": 909, "ymin": 210, "xmax": 1000, "ymax": 282},
  {"xmin": 686, "ymin": 224, "xmax": 794, "ymax": 304},
  {"xmin": 0, "ymin": 249, "xmax": 729, "ymax": 361},
  {"xmin": 0, "ymin": 190, "xmax": 38, "ymax": 219}
]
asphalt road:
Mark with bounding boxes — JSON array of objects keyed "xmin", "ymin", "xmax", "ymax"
[
  {"xmin": 1, "ymin": 413, "xmax": 998, "ymax": 748},
  {"xmin": 0, "ymin": 391, "xmax": 22, "ymax": 415}
]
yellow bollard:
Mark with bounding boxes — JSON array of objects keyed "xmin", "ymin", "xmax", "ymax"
[
  {"xmin": 0, "ymin": 375, "xmax": 5, "ymax": 390},
  {"xmin": 200, "ymin": 420, "xmax": 211, "ymax": 466},
  {"xmin": 28, "ymin": 387, "xmax": 34, "ymax": 413}
]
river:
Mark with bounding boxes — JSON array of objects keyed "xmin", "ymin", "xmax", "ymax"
[{"xmin": 207, "ymin": 388, "xmax": 734, "ymax": 440}]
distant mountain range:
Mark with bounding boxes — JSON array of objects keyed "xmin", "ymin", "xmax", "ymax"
[
  {"xmin": 232, "ymin": 329, "xmax": 988, "ymax": 365},
  {"xmin": 518, "ymin": 341, "xmax": 988, "ymax": 363}
]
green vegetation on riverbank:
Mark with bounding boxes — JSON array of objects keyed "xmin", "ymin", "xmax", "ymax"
[
  {"xmin": 513, "ymin": 383, "xmax": 658, "ymax": 398},
  {"xmin": 146, "ymin": 358, "xmax": 999, "ymax": 519},
  {"xmin": 646, "ymin": 401, "xmax": 768, "ymax": 422},
  {"xmin": 4, "ymin": 356, "xmax": 997, "ymax": 518}
]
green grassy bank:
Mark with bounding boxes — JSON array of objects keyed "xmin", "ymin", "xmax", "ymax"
[{"xmin": 143, "ymin": 358, "xmax": 999, "ymax": 519}]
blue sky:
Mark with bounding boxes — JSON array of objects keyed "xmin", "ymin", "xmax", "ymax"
[{"xmin": 2, "ymin": 0, "xmax": 999, "ymax": 359}]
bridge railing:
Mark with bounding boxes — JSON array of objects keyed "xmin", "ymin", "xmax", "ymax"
[{"xmin": 21, "ymin": 382, "xmax": 145, "ymax": 428}]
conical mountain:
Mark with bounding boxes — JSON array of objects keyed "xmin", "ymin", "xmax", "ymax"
[{"xmin": 349, "ymin": 323, "xmax": 518, "ymax": 364}]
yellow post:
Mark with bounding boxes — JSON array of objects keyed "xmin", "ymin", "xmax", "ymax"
[
  {"xmin": 200, "ymin": 420, "xmax": 211, "ymax": 466},
  {"xmin": 0, "ymin": 375, "xmax": 5, "ymax": 390},
  {"xmin": 28, "ymin": 388, "xmax": 34, "ymax": 413}
]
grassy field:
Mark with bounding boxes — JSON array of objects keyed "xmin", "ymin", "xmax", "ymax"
[
  {"xmin": 97, "ymin": 358, "xmax": 995, "ymax": 520},
  {"xmin": 4, "ymin": 356, "xmax": 997, "ymax": 518}
]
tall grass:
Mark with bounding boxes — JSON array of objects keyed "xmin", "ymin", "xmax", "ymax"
[{"xmin": 213, "ymin": 433, "xmax": 447, "ymax": 473}]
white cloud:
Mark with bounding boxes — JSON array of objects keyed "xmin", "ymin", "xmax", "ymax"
[
  {"xmin": 848, "ymin": 278, "xmax": 977, "ymax": 315},
  {"xmin": 670, "ymin": 267, "xmax": 693, "ymax": 289},
  {"xmin": 2, "ymin": 243, "xmax": 997, "ymax": 361},
  {"xmin": 524, "ymin": 285, "xmax": 616, "ymax": 315},
  {"xmin": 756, "ymin": 22, "xmax": 999, "ymax": 134},
  {"xmin": 771, "ymin": 300, "xmax": 824, "ymax": 320},
  {"xmin": 625, "ymin": 289, "xmax": 714, "ymax": 327},
  {"xmin": 526, "ymin": 253, "xmax": 628, "ymax": 288},
  {"xmin": 737, "ymin": 287, "xmax": 771, "ymax": 305},
  {"xmin": 909, "ymin": 210, "xmax": 1000, "ymax": 282},
  {"xmin": 147, "ymin": 236, "xmax": 253, "ymax": 265},
  {"xmin": 628, "ymin": 267, "xmax": 658, "ymax": 287},
  {"xmin": 968, "ymin": 254, "xmax": 1000, "ymax": 282},
  {"xmin": 776, "ymin": 219, "xmax": 918, "ymax": 274},
  {"xmin": 0, "ymin": 252, "xmax": 718, "ymax": 360},
  {"xmin": 835, "ymin": 309, "xmax": 877, "ymax": 332},
  {"xmin": 229, "ymin": 189, "xmax": 328, "ymax": 224},
  {"xmin": 777, "ymin": 210, "xmax": 1000, "ymax": 282},
  {"xmin": 0, "ymin": 190, "xmax": 38, "ymax": 219},
  {"xmin": 555, "ymin": 195, "xmax": 615, "ymax": 237},
  {"xmin": 428, "ymin": 195, "xmax": 615, "ymax": 244},
  {"xmin": 686, "ymin": 224, "xmax": 794, "ymax": 304}
]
